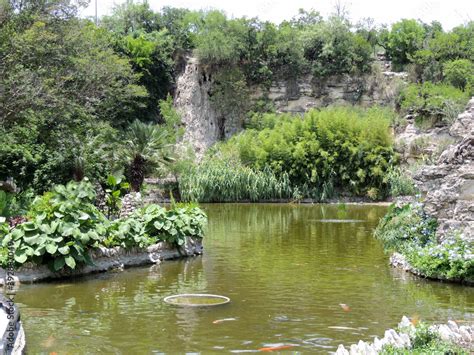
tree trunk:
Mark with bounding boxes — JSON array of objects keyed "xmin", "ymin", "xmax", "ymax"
[{"xmin": 129, "ymin": 155, "xmax": 145, "ymax": 192}]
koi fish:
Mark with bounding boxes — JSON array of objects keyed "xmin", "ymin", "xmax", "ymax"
[
  {"xmin": 411, "ymin": 314, "xmax": 420, "ymax": 326},
  {"xmin": 213, "ymin": 318, "xmax": 237, "ymax": 324},
  {"xmin": 258, "ymin": 345, "xmax": 294, "ymax": 352},
  {"xmin": 41, "ymin": 335, "xmax": 55, "ymax": 348},
  {"xmin": 339, "ymin": 303, "xmax": 351, "ymax": 312}
]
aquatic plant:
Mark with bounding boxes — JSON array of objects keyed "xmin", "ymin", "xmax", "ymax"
[{"xmin": 179, "ymin": 158, "xmax": 293, "ymax": 202}]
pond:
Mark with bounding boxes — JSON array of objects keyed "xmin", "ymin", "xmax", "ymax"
[{"xmin": 15, "ymin": 204, "xmax": 474, "ymax": 353}]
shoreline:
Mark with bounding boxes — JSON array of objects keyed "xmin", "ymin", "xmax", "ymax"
[{"xmin": 0, "ymin": 237, "xmax": 202, "ymax": 284}]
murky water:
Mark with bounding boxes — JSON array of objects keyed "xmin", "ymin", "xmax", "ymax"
[{"xmin": 14, "ymin": 204, "xmax": 474, "ymax": 354}]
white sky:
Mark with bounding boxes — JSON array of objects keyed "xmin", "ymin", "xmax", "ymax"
[{"xmin": 81, "ymin": 0, "xmax": 473, "ymax": 30}]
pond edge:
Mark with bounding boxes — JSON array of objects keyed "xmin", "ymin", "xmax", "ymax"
[{"xmin": 0, "ymin": 236, "xmax": 203, "ymax": 284}]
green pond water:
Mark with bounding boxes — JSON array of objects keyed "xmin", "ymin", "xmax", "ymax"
[{"xmin": 14, "ymin": 204, "xmax": 474, "ymax": 354}]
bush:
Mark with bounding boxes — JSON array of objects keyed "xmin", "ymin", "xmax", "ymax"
[
  {"xmin": 387, "ymin": 167, "xmax": 417, "ymax": 197},
  {"xmin": 225, "ymin": 107, "xmax": 396, "ymax": 199},
  {"xmin": 2, "ymin": 179, "xmax": 106, "ymax": 271},
  {"xmin": 0, "ymin": 180, "xmax": 207, "ymax": 271},
  {"xmin": 106, "ymin": 204, "xmax": 207, "ymax": 248},
  {"xmin": 384, "ymin": 19, "xmax": 425, "ymax": 68},
  {"xmin": 302, "ymin": 17, "xmax": 372, "ymax": 77},
  {"xmin": 374, "ymin": 203, "xmax": 436, "ymax": 252},
  {"xmin": 397, "ymin": 82, "xmax": 469, "ymax": 127},
  {"xmin": 443, "ymin": 59, "xmax": 474, "ymax": 92},
  {"xmin": 381, "ymin": 322, "xmax": 468, "ymax": 354},
  {"xmin": 375, "ymin": 202, "xmax": 473, "ymax": 282},
  {"xmin": 405, "ymin": 235, "xmax": 474, "ymax": 281}
]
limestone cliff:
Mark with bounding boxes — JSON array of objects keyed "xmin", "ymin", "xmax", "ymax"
[
  {"xmin": 414, "ymin": 98, "xmax": 474, "ymax": 242},
  {"xmin": 174, "ymin": 56, "xmax": 405, "ymax": 157},
  {"xmin": 174, "ymin": 57, "xmax": 221, "ymax": 157}
]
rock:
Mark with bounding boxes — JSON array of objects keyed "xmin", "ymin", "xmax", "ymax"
[
  {"xmin": 414, "ymin": 98, "xmax": 474, "ymax": 242},
  {"xmin": 335, "ymin": 344, "xmax": 349, "ymax": 355},
  {"xmin": 459, "ymin": 326, "xmax": 472, "ymax": 343},
  {"xmin": 448, "ymin": 320, "xmax": 460, "ymax": 333}
]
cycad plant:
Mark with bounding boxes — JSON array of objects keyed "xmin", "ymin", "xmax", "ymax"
[{"xmin": 121, "ymin": 120, "xmax": 174, "ymax": 192}]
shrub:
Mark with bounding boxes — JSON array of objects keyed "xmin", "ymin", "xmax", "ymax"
[
  {"xmin": 387, "ymin": 168, "xmax": 418, "ymax": 197},
  {"xmin": 443, "ymin": 59, "xmax": 474, "ymax": 92},
  {"xmin": 2, "ymin": 179, "xmax": 106, "ymax": 271},
  {"xmin": 226, "ymin": 107, "xmax": 396, "ymax": 199},
  {"xmin": 381, "ymin": 322, "xmax": 468, "ymax": 354},
  {"xmin": 302, "ymin": 17, "xmax": 373, "ymax": 77},
  {"xmin": 374, "ymin": 203, "xmax": 437, "ymax": 252},
  {"xmin": 1, "ymin": 180, "xmax": 207, "ymax": 271},
  {"xmin": 375, "ymin": 202, "xmax": 473, "ymax": 281},
  {"xmin": 405, "ymin": 235, "xmax": 474, "ymax": 281},
  {"xmin": 397, "ymin": 82, "xmax": 469, "ymax": 127}
]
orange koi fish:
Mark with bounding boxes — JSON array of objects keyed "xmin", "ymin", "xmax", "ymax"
[{"xmin": 258, "ymin": 345, "xmax": 294, "ymax": 352}]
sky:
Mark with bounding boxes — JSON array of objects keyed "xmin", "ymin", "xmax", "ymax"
[{"xmin": 81, "ymin": 0, "xmax": 473, "ymax": 30}]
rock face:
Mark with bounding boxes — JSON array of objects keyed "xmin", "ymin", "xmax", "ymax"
[
  {"xmin": 253, "ymin": 70, "xmax": 404, "ymax": 114},
  {"xmin": 174, "ymin": 57, "xmax": 404, "ymax": 157},
  {"xmin": 174, "ymin": 57, "xmax": 223, "ymax": 158},
  {"xmin": 414, "ymin": 98, "xmax": 474, "ymax": 242}
]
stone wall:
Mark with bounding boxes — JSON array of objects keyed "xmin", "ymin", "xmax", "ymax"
[{"xmin": 414, "ymin": 98, "xmax": 474, "ymax": 242}]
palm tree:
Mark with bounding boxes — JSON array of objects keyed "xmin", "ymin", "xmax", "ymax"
[{"xmin": 121, "ymin": 120, "xmax": 174, "ymax": 192}]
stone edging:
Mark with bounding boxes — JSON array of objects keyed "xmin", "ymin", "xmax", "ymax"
[
  {"xmin": 336, "ymin": 316, "xmax": 473, "ymax": 354},
  {"xmin": 0, "ymin": 237, "xmax": 203, "ymax": 284}
]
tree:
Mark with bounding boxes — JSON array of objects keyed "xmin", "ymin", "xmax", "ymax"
[
  {"xmin": 443, "ymin": 59, "xmax": 473, "ymax": 91},
  {"xmin": 120, "ymin": 120, "xmax": 174, "ymax": 192},
  {"xmin": 386, "ymin": 19, "xmax": 425, "ymax": 68}
]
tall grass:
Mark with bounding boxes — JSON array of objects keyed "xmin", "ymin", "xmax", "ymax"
[{"xmin": 179, "ymin": 158, "xmax": 293, "ymax": 202}]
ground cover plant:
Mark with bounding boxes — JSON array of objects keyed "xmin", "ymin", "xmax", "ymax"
[{"xmin": 375, "ymin": 202, "xmax": 473, "ymax": 282}]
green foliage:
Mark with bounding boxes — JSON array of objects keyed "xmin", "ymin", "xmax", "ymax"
[
  {"xmin": 398, "ymin": 82, "xmax": 469, "ymax": 127},
  {"xmin": 1, "ymin": 13, "xmax": 147, "ymax": 191},
  {"xmin": 375, "ymin": 202, "xmax": 473, "ymax": 281},
  {"xmin": 117, "ymin": 120, "xmax": 175, "ymax": 192},
  {"xmin": 104, "ymin": 174, "xmax": 130, "ymax": 219},
  {"xmin": 387, "ymin": 167, "xmax": 418, "ymax": 197},
  {"xmin": 194, "ymin": 10, "xmax": 245, "ymax": 65},
  {"xmin": 0, "ymin": 180, "xmax": 207, "ymax": 270},
  {"xmin": 443, "ymin": 59, "xmax": 474, "ymax": 92},
  {"xmin": 374, "ymin": 202, "xmax": 437, "ymax": 252},
  {"xmin": 381, "ymin": 322, "xmax": 468, "ymax": 354},
  {"xmin": 2, "ymin": 180, "xmax": 105, "ymax": 271},
  {"xmin": 302, "ymin": 17, "xmax": 373, "ymax": 77},
  {"xmin": 225, "ymin": 107, "xmax": 395, "ymax": 199},
  {"xmin": 384, "ymin": 19, "xmax": 426, "ymax": 68},
  {"xmin": 405, "ymin": 235, "xmax": 474, "ymax": 282},
  {"xmin": 105, "ymin": 204, "xmax": 206, "ymax": 248},
  {"xmin": 179, "ymin": 155, "xmax": 293, "ymax": 202}
]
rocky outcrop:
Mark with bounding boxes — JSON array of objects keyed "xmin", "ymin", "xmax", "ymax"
[
  {"xmin": 175, "ymin": 57, "xmax": 405, "ymax": 157},
  {"xmin": 252, "ymin": 69, "xmax": 405, "ymax": 114},
  {"xmin": 336, "ymin": 316, "xmax": 473, "ymax": 354},
  {"xmin": 0, "ymin": 237, "xmax": 203, "ymax": 284},
  {"xmin": 174, "ymin": 57, "xmax": 223, "ymax": 158},
  {"xmin": 414, "ymin": 98, "xmax": 474, "ymax": 242}
]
